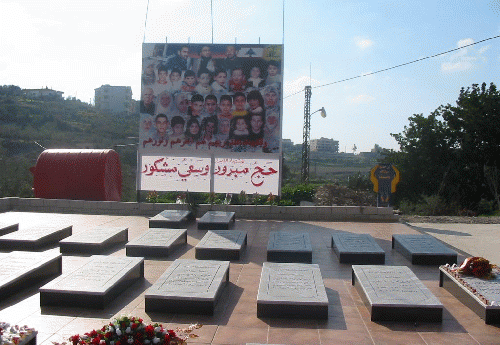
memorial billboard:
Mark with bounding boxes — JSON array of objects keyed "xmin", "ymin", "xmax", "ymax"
[{"xmin": 138, "ymin": 43, "xmax": 283, "ymax": 194}]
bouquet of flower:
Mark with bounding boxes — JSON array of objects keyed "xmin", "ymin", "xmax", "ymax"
[
  {"xmin": 67, "ymin": 316, "xmax": 201, "ymax": 345},
  {"xmin": 454, "ymin": 257, "xmax": 495, "ymax": 278},
  {"xmin": 0, "ymin": 323, "xmax": 36, "ymax": 345}
]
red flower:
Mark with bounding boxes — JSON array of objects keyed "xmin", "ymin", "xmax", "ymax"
[
  {"xmin": 131, "ymin": 323, "xmax": 138, "ymax": 330},
  {"xmin": 70, "ymin": 334, "xmax": 80, "ymax": 345}
]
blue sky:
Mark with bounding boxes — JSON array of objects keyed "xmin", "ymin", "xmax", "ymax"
[{"xmin": 1, "ymin": 0, "xmax": 499, "ymax": 152}]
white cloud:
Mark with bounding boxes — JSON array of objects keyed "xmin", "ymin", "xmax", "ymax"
[
  {"xmin": 441, "ymin": 61, "xmax": 473, "ymax": 72},
  {"xmin": 457, "ymin": 38, "xmax": 474, "ymax": 48},
  {"xmin": 349, "ymin": 94, "xmax": 375, "ymax": 103},
  {"xmin": 355, "ymin": 37, "xmax": 374, "ymax": 49},
  {"xmin": 283, "ymin": 75, "xmax": 322, "ymax": 97},
  {"xmin": 440, "ymin": 38, "xmax": 484, "ymax": 73},
  {"xmin": 479, "ymin": 45, "xmax": 491, "ymax": 54}
]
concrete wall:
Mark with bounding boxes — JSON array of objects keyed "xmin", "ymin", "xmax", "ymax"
[{"xmin": 1, "ymin": 197, "xmax": 399, "ymax": 222}]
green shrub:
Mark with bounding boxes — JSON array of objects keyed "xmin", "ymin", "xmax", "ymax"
[
  {"xmin": 281, "ymin": 184, "xmax": 316, "ymax": 205},
  {"xmin": 397, "ymin": 195, "xmax": 457, "ymax": 216}
]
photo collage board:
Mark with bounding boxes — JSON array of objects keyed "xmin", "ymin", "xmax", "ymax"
[{"xmin": 138, "ymin": 43, "xmax": 283, "ymax": 194}]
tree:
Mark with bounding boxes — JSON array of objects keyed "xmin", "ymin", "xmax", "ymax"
[{"xmin": 387, "ymin": 82, "xmax": 500, "ymax": 211}]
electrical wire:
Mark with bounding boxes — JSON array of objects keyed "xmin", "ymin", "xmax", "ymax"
[{"xmin": 284, "ymin": 34, "xmax": 500, "ymax": 99}]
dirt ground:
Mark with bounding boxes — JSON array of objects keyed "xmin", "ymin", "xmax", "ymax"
[{"xmin": 399, "ymin": 215, "xmax": 500, "ymax": 224}]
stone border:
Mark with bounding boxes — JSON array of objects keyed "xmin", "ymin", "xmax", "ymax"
[
  {"xmin": 439, "ymin": 266, "xmax": 500, "ymax": 324},
  {"xmin": 1, "ymin": 197, "xmax": 398, "ymax": 222}
]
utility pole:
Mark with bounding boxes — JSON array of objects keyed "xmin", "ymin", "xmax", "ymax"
[{"xmin": 301, "ymin": 86, "xmax": 312, "ymax": 183}]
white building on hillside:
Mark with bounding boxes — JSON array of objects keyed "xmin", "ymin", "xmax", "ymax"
[
  {"xmin": 23, "ymin": 87, "xmax": 64, "ymax": 100},
  {"xmin": 310, "ymin": 137, "xmax": 339, "ymax": 153},
  {"xmin": 94, "ymin": 85, "xmax": 133, "ymax": 114}
]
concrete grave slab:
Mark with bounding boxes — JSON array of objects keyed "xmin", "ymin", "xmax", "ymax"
[
  {"xmin": 352, "ymin": 265, "xmax": 443, "ymax": 322},
  {"xmin": 439, "ymin": 266, "xmax": 500, "ymax": 324},
  {"xmin": 332, "ymin": 233, "xmax": 385, "ymax": 264},
  {"xmin": 267, "ymin": 231, "xmax": 312, "ymax": 263},
  {"xmin": 0, "ymin": 251, "xmax": 62, "ymax": 300},
  {"xmin": 0, "ymin": 222, "xmax": 18, "ymax": 236},
  {"xmin": 257, "ymin": 262, "xmax": 328, "ymax": 319},
  {"xmin": 195, "ymin": 230, "xmax": 247, "ymax": 261},
  {"xmin": 149, "ymin": 210, "xmax": 191, "ymax": 229},
  {"xmin": 197, "ymin": 211, "xmax": 235, "ymax": 230},
  {"xmin": 0, "ymin": 225, "xmax": 72, "ymax": 251},
  {"xmin": 59, "ymin": 227, "xmax": 128, "ymax": 254},
  {"xmin": 145, "ymin": 259, "xmax": 229, "ymax": 315},
  {"xmin": 126, "ymin": 228, "xmax": 187, "ymax": 257},
  {"xmin": 39, "ymin": 255, "xmax": 144, "ymax": 309},
  {"xmin": 392, "ymin": 234, "xmax": 458, "ymax": 265}
]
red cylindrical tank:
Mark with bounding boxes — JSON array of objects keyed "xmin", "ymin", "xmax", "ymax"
[{"xmin": 30, "ymin": 149, "xmax": 122, "ymax": 201}]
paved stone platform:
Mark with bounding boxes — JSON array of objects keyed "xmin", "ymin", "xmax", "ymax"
[
  {"xmin": 331, "ymin": 233, "xmax": 385, "ymax": 264},
  {"xmin": 149, "ymin": 210, "xmax": 191, "ymax": 229},
  {"xmin": 145, "ymin": 259, "xmax": 229, "ymax": 315},
  {"xmin": 0, "ymin": 222, "xmax": 18, "ymax": 236},
  {"xmin": 266, "ymin": 231, "xmax": 312, "ymax": 263},
  {"xmin": 195, "ymin": 230, "xmax": 247, "ymax": 261},
  {"xmin": 0, "ymin": 211, "xmax": 499, "ymax": 345},
  {"xmin": 0, "ymin": 251, "xmax": 61, "ymax": 300},
  {"xmin": 352, "ymin": 265, "xmax": 443, "ymax": 322},
  {"xmin": 59, "ymin": 227, "xmax": 128, "ymax": 254},
  {"xmin": 197, "ymin": 211, "xmax": 235, "ymax": 230},
  {"xmin": 257, "ymin": 262, "xmax": 328, "ymax": 319},
  {"xmin": 392, "ymin": 234, "xmax": 458, "ymax": 265},
  {"xmin": 39, "ymin": 255, "xmax": 144, "ymax": 309},
  {"xmin": 440, "ymin": 266, "xmax": 500, "ymax": 324},
  {"xmin": 125, "ymin": 228, "xmax": 187, "ymax": 257},
  {"xmin": 0, "ymin": 225, "xmax": 72, "ymax": 251}
]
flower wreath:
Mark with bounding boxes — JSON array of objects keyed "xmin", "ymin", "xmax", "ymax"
[{"xmin": 63, "ymin": 316, "xmax": 201, "ymax": 345}]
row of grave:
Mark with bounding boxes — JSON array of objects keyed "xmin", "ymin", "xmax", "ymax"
[
  {"xmin": 0, "ymin": 210, "xmax": 499, "ymax": 324},
  {"xmin": 0, "ymin": 214, "xmax": 457, "ymax": 264}
]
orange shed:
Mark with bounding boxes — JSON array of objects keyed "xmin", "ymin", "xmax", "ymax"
[{"xmin": 30, "ymin": 149, "xmax": 122, "ymax": 201}]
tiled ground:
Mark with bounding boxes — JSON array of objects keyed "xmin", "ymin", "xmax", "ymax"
[{"xmin": 0, "ymin": 211, "xmax": 499, "ymax": 345}]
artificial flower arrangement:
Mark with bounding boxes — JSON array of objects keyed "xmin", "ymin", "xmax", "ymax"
[
  {"xmin": 453, "ymin": 256, "xmax": 496, "ymax": 279},
  {"xmin": 0, "ymin": 322, "xmax": 37, "ymax": 345},
  {"xmin": 57, "ymin": 316, "xmax": 201, "ymax": 345}
]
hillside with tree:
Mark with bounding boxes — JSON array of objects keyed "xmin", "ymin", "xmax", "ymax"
[{"xmin": 0, "ymin": 85, "xmax": 138, "ymax": 200}]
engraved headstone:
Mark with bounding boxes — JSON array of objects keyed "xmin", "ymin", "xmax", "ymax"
[
  {"xmin": 145, "ymin": 259, "xmax": 229, "ymax": 315},
  {"xmin": 126, "ymin": 228, "xmax": 187, "ymax": 257},
  {"xmin": 439, "ymin": 266, "xmax": 500, "ymax": 324},
  {"xmin": 149, "ymin": 210, "xmax": 191, "ymax": 229},
  {"xmin": 195, "ymin": 230, "xmax": 247, "ymax": 261},
  {"xmin": 0, "ymin": 225, "xmax": 72, "ymax": 251},
  {"xmin": 392, "ymin": 234, "xmax": 457, "ymax": 265},
  {"xmin": 0, "ymin": 251, "xmax": 62, "ymax": 300},
  {"xmin": 197, "ymin": 211, "xmax": 235, "ymax": 230},
  {"xmin": 257, "ymin": 262, "xmax": 328, "ymax": 319},
  {"xmin": 267, "ymin": 231, "xmax": 312, "ymax": 263},
  {"xmin": 331, "ymin": 233, "xmax": 385, "ymax": 264},
  {"xmin": 352, "ymin": 265, "xmax": 443, "ymax": 322},
  {"xmin": 39, "ymin": 255, "xmax": 144, "ymax": 309},
  {"xmin": 0, "ymin": 222, "xmax": 18, "ymax": 236},
  {"xmin": 59, "ymin": 227, "xmax": 128, "ymax": 254}
]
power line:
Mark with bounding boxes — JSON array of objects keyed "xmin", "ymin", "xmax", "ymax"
[{"xmin": 284, "ymin": 34, "xmax": 500, "ymax": 99}]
